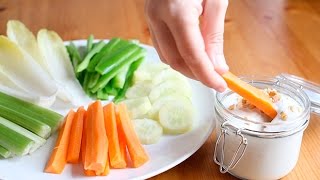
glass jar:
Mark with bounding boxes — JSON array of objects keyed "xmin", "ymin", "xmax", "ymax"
[{"xmin": 213, "ymin": 74, "xmax": 320, "ymax": 180}]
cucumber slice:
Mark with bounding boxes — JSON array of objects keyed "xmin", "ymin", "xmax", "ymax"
[
  {"xmin": 122, "ymin": 97, "xmax": 152, "ymax": 119},
  {"xmin": 149, "ymin": 79, "xmax": 192, "ymax": 103},
  {"xmin": 148, "ymin": 93, "xmax": 191, "ymax": 120},
  {"xmin": 159, "ymin": 100, "xmax": 194, "ymax": 134},
  {"xmin": 125, "ymin": 80, "xmax": 152, "ymax": 99},
  {"xmin": 133, "ymin": 62, "xmax": 169, "ymax": 83},
  {"xmin": 151, "ymin": 68, "xmax": 189, "ymax": 87},
  {"xmin": 133, "ymin": 118, "xmax": 163, "ymax": 144}
]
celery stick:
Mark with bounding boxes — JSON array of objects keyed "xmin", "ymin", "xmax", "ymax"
[
  {"xmin": 77, "ymin": 40, "xmax": 105, "ymax": 72},
  {"xmin": 104, "ymin": 85, "xmax": 119, "ymax": 96},
  {"xmin": 66, "ymin": 42, "xmax": 82, "ymax": 74},
  {"xmin": 0, "ymin": 91, "xmax": 64, "ymax": 138},
  {"xmin": 88, "ymin": 73, "xmax": 101, "ymax": 89},
  {"xmin": 0, "ymin": 116, "xmax": 46, "ymax": 153},
  {"xmin": 111, "ymin": 64, "xmax": 130, "ymax": 89},
  {"xmin": 97, "ymin": 89, "xmax": 109, "ymax": 100},
  {"xmin": 87, "ymin": 34, "xmax": 94, "ymax": 53},
  {"xmin": 0, "ymin": 105, "xmax": 51, "ymax": 139},
  {"xmin": 92, "ymin": 47, "xmax": 146, "ymax": 92},
  {"xmin": 95, "ymin": 44, "xmax": 140, "ymax": 75},
  {"xmin": 114, "ymin": 57, "xmax": 144, "ymax": 103},
  {"xmin": 82, "ymin": 71, "xmax": 91, "ymax": 93},
  {"xmin": 0, "ymin": 91, "xmax": 63, "ymax": 132},
  {"xmin": 87, "ymin": 38, "xmax": 123, "ymax": 72},
  {"xmin": 0, "ymin": 121, "xmax": 34, "ymax": 156},
  {"xmin": 0, "ymin": 145, "xmax": 11, "ymax": 158}
]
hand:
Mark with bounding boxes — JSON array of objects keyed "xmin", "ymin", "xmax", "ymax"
[{"xmin": 145, "ymin": 0, "xmax": 229, "ymax": 92}]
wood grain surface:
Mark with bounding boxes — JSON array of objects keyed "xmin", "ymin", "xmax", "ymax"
[{"xmin": 0, "ymin": 0, "xmax": 319, "ymax": 179}]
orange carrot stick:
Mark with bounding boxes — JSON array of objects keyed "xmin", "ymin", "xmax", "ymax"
[
  {"xmin": 45, "ymin": 110, "xmax": 75, "ymax": 174},
  {"xmin": 84, "ymin": 101, "xmax": 108, "ymax": 174},
  {"xmin": 80, "ymin": 109, "xmax": 87, "ymax": 164},
  {"xmin": 80, "ymin": 109, "xmax": 96, "ymax": 176},
  {"xmin": 116, "ymin": 103, "xmax": 149, "ymax": 168},
  {"xmin": 103, "ymin": 102, "xmax": 126, "ymax": 168},
  {"xmin": 222, "ymin": 71, "xmax": 277, "ymax": 119},
  {"xmin": 67, "ymin": 106, "xmax": 85, "ymax": 164},
  {"xmin": 101, "ymin": 154, "xmax": 110, "ymax": 176},
  {"xmin": 84, "ymin": 169, "xmax": 96, "ymax": 176},
  {"xmin": 115, "ymin": 108, "xmax": 128, "ymax": 167}
]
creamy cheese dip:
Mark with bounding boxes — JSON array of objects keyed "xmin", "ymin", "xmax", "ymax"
[{"xmin": 222, "ymin": 89, "xmax": 303, "ymax": 124}]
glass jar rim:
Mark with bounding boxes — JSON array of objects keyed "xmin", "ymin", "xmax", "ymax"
[{"xmin": 214, "ymin": 76, "xmax": 311, "ymax": 136}]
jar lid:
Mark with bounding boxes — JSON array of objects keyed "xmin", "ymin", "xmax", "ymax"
[{"xmin": 276, "ymin": 73, "xmax": 320, "ymax": 116}]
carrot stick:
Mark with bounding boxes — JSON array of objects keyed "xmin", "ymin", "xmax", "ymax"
[
  {"xmin": 84, "ymin": 101, "xmax": 108, "ymax": 174},
  {"xmin": 116, "ymin": 103, "xmax": 149, "ymax": 168},
  {"xmin": 101, "ymin": 154, "xmax": 110, "ymax": 176},
  {"xmin": 80, "ymin": 109, "xmax": 87, "ymax": 165},
  {"xmin": 115, "ymin": 108, "xmax": 129, "ymax": 167},
  {"xmin": 84, "ymin": 169, "xmax": 96, "ymax": 176},
  {"xmin": 67, "ymin": 106, "xmax": 85, "ymax": 164},
  {"xmin": 80, "ymin": 109, "xmax": 96, "ymax": 176},
  {"xmin": 45, "ymin": 110, "xmax": 75, "ymax": 174},
  {"xmin": 103, "ymin": 102, "xmax": 126, "ymax": 168},
  {"xmin": 222, "ymin": 71, "xmax": 278, "ymax": 119}
]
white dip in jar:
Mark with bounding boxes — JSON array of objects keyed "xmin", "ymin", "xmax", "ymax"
[{"xmin": 213, "ymin": 76, "xmax": 316, "ymax": 180}]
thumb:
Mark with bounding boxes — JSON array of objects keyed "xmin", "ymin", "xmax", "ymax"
[{"xmin": 201, "ymin": 0, "xmax": 229, "ymax": 75}]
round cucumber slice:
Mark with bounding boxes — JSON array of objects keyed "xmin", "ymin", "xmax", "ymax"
[
  {"xmin": 149, "ymin": 79, "xmax": 192, "ymax": 103},
  {"xmin": 122, "ymin": 97, "xmax": 152, "ymax": 119},
  {"xmin": 133, "ymin": 62, "xmax": 169, "ymax": 83},
  {"xmin": 159, "ymin": 100, "xmax": 194, "ymax": 134},
  {"xmin": 151, "ymin": 68, "xmax": 189, "ymax": 87},
  {"xmin": 133, "ymin": 118, "xmax": 163, "ymax": 145},
  {"xmin": 148, "ymin": 93, "xmax": 191, "ymax": 120},
  {"xmin": 125, "ymin": 80, "xmax": 152, "ymax": 99}
]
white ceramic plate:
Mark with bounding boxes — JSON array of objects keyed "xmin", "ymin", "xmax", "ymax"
[{"xmin": 0, "ymin": 40, "xmax": 216, "ymax": 180}]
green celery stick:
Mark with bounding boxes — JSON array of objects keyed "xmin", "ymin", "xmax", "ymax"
[
  {"xmin": 114, "ymin": 57, "xmax": 144, "ymax": 103},
  {"xmin": 111, "ymin": 64, "xmax": 130, "ymax": 89},
  {"xmin": 104, "ymin": 85, "xmax": 119, "ymax": 96},
  {"xmin": 87, "ymin": 34, "xmax": 94, "ymax": 53},
  {"xmin": 0, "ymin": 91, "xmax": 63, "ymax": 138},
  {"xmin": 0, "ymin": 121, "xmax": 34, "ymax": 156},
  {"xmin": 95, "ymin": 44, "xmax": 140, "ymax": 75},
  {"xmin": 88, "ymin": 73, "xmax": 101, "ymax": 89},
  {"xmin": 0, "ymin": 145, "xmax": 11, "ymax": 158},
  {"xmin": 77, "ymin": 40, "xmax": 105, "ymax": 72},
  {"xmin": 0, "ymin": 91, "xmax": 63, "ymax": 132},
  {"xmin": 87, "ymin": 38, "xmax": 131, "ymax": 72},
  {"xmin": 97, "ymin": 89, "xmax": 109, "ymax": 100},
  {"xmin": 82, "ymin": 72, "xmax": 92, "ymax": 94},
  {"xmin": 92, "ymin": 47, "xmax": 146, "ymax": 92},
  {"xmin": 86, "ymin": 38, "xmax": 126, "ymax": 72},
  {"xmin": 0, "ymin": 116, "xmax": 46, "ymax": 153},
  {"xmin": 66, "ymin": 42, "xmax": 82, "ymax": 77},
  {"xmin": 0, "ymin": 104, "xmax": 51, "ymax": 139}
]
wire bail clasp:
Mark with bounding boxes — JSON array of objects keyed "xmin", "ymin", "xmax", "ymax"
[{"xmin": 213, "ymin": 121, "xmax": 248, "ymax": 173}]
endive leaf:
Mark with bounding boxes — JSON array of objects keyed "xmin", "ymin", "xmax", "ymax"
[
  {"xmin": 0, "ymin": 36, "xmax": 57, "ymax": 107},
  {"xmin": 37, "ymin": 29, "xmax": 90, "ymax": 106},
  {"xmin": 6, "ymin": 20, "xmax": 49, "ymax": 71}
]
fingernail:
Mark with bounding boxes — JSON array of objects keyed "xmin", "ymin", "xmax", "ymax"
[
  {"xmin": 213, "ymin": 55, "xmax": 229, "ymax": 73},
  {"xmin": 217, "ymin": 84, "xmax": 227, "ymax": 92},
  {"xmin": 216, "ymin": 78, "xmax": 228, "ymax": 92}
]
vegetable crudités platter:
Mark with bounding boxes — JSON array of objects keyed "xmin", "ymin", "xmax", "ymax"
[{"xmin": 0, "ymin": 20, "xmax": 216, "ymax": 179}]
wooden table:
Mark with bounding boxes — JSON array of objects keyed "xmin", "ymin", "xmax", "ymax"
[{"xmin": 0, "ymin": 0, "xmax": 319, "ymax": 179}]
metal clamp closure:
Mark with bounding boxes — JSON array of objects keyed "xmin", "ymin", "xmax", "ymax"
[{"xmin": 213, "ymin": 121, "xmax": 248, "ymax": 173}]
